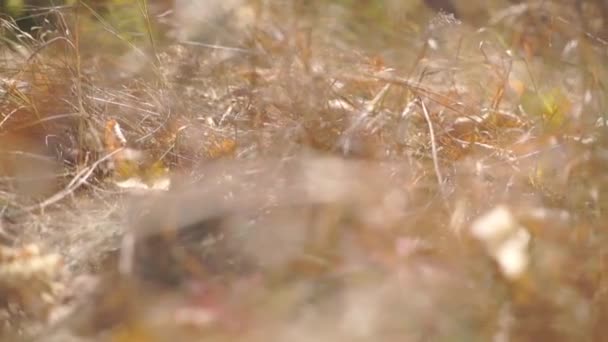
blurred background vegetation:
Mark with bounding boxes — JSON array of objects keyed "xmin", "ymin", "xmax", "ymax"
[{"xmin": 2, "ymin": 1, "xmax": 608, "ymax": 341}]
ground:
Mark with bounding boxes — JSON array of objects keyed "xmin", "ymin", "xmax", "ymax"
[{"xmin": 1, "ymin": 0, "xmax": 608, "ymax": 341}]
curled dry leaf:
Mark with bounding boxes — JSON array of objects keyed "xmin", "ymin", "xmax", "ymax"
[{"xmin": 103, "ymin": 119, "xmax": 171, "ymax": 191}]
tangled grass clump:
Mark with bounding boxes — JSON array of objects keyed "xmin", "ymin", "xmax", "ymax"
[{"xmin": 1, "ymin": 0, "xmax": 608, "ymax": 341}]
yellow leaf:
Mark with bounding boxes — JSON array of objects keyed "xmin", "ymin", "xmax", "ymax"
[{"xmin": 520, "ymin": 87, "xmax": 571, "ymax": 131}]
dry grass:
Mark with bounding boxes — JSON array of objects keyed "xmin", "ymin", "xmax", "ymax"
[{"xmin": 1, "ymin": 0, "xmax": 608, "ymax": 341}]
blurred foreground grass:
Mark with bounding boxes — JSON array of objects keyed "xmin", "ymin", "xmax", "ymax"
[{"xmin": 1, "ymin": 0, "xmax": 608, "ymax": 341}]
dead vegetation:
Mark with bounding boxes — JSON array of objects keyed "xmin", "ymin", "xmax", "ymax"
[{"xmin": 1, "ymin": 0, "xmax": 608, "ymax": 341}]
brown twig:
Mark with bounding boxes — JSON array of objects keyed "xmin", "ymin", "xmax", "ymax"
[
  {"xmin": 419, "ymin": 97, "xmax": 445, "ymax": 191},
  {"xmin": 21, "ymin": 148, "xmax": 124, "ymax": 213}
]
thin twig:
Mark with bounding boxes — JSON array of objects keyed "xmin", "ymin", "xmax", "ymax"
[
  {"xmin": 0, "ymin": 105, "xmax": 24, "ymax": 129},
  {"xmin": 419, "ymin": 97, "xmax": 444, "ymax": 189},
  {"xmin": 179, "ymin": 40, "xmax": 256, "ymax": 54},
  {"xmin": 26, "ymin": 36, "xmax": 76, "ymax": 63},
  {"xmin": 87, "ymin": 95, "xmax": 160, "ymax": 116},
  {"xmin": 21, "ymin": 148, "xmax": 124, "ymax": 212},
  {"xmin": 3, "ymin": 113, "xmax": 81, "ymax": 132}
]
